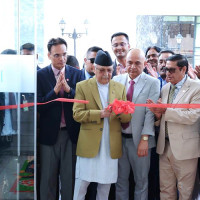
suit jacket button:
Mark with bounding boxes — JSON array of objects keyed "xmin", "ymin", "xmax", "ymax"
[{"xmin": 100, "ymin": 128, "xmax": 103, "ymax": 131}]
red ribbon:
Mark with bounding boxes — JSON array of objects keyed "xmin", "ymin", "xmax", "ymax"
[
  {"xmin": 1, "ymin": 98, "xmax": 200, "ymax": 113},
  {"xmin": 106, "ymin": 99, "xmax": 200, "ymax": 115},
  {"xmin": 0, "ymin": 98, "xmax": 89, "ymax": 110}
]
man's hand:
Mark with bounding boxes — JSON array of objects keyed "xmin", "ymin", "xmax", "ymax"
[
  {"xmin": 137, "ymin": 139, "xmax": 148, "ymax": 157},
  {"xmin": 145, "ymin": 63, "xmax": 158, "ymax": 78},
  {"xmin": 116, "ymin": 65, "xmax": 121, "ymax": 75},
  {"xmin": 100, "ymin": 108, "xmax": 112, "ymax": 118},
  {"xmin": 54, "ymin": 74, "xmax": 63, "ymax": 95},
  {"xmin": 61, "ymin": 73, "xmax": 71, "ymax": 93},
  {"xmin": 147, "ymin": 98, "xmax": 165, "ymax": 120},
  {"xmin": 195, "ymin": 65, "xmax": 200, "ymax": 79},
  {"xmin": 188, "ymin": 63, "xmax": 197, "ymax": 80}
]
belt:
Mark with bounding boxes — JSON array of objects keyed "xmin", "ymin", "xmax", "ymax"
[
  {"xmin": 60, "ymin": 127, "xmax": 67, "ymax": 130},
  {"xmin": 122, "ymin": 133, "xmax": 132, "ymax": 138}
]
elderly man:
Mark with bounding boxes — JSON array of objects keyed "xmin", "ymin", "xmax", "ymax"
[
  {"xmin": 73, "ymin": 50, "xmax": 131, "ymax": 200},
  {"xmin": 37, "ymin": 37, "xmax": 83, "ymax": 200},
  {"xmin": 147, "ymin": 54, "xmax": 200, "ymax": 200},
  {"xmin": 113, "ymin": 48, "xmax": 160, "ymax": 200}
]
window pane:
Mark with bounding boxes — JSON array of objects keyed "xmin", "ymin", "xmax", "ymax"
[
  {"xmin": 197, "ymin": 16, "xmax": 200, "ymax": 23},
  {"xmin": 179, "ymin": 16, "xmax": 195, "ymax": 22},
  {"xmin": 195, "ymin": 24, "xmax": 200, "ymax": 47},
  {"xmin": 163, "ymin": 16, "xmax": 178, "ymax": 22}
]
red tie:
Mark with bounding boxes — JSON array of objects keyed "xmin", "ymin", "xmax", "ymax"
[
  {"xmin": 127, "ymin": 80, "xmax": 135, "ymax": 101},
  {"xmin": 121, "ymin": 80, "xmax": 135, "ymax": 130}
]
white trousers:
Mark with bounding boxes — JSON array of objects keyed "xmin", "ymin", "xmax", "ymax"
[{"xmin": 73, "ymin": 178, "xmax": 111, "ymax": 200}]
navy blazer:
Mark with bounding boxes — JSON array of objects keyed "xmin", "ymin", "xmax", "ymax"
[
  {"xmin": 37, "ymin": 64, "xmax": 84, "ymax": 145},
  {"xmin": 81, "ymin": 68, "xmax": 86, "ymax": 80}
]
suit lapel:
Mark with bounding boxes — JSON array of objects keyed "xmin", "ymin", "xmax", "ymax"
[
  {"xmin": 132, "ymin": 73, "xmax": 146, "ymax": 102},
  {"xmin": 173, "ymin": 79, "xmax": 190, "ymax": 104},
  {"xmin": 109, "ymin": 80, "xmax": 116, "ymax": 104},
  {"xmin": 47, "ymin": 65, "xmax": 57, "ymax": 87},
  {"xmin": 90, "ymin": 77, "xmax": 102, "ymax": 109},
  {"xmin": 161, "ymin": 83, "xmax": 170, "ymax": 103},
  {"xmin": 65, "ymin": 65, "xmax": 72, "ymax": 86}
]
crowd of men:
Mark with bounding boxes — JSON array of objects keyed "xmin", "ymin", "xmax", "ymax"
[
  {"xmin": 1, "ymin": 32, "xmax": 200, "ymax": 200},
  {"xmin": 35, "ymin": 32, "xmax": 200, "ymax": 200}
]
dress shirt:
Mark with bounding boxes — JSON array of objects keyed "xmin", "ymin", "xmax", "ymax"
[
  {"xmin": 122, "ymin": 74, "xmax": 141, "ymax": 134},
  {"xmin": 84, "ymin": 69, "xmax": 93, "ymax": 80},
  {"xmin": 172, "ymin": 75, "xmax": 187, "ymax": 101},
  {"xmin": 116, "ymin": 60, "xmax": 126, "ymax": 74},
  {"xmin": 51, "ymin": 65, "xmax": 66, "ymax": 128},
  {"xmin": 158, "ymin": 76, "xmax": 167, "ymax": 89}
]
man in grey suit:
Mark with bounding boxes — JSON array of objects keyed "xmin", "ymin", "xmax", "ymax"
[{"xmin": 113, "ymin": 48, "xmax": 160, "ymax": 200}]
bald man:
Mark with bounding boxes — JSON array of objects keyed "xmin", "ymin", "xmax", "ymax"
[{"xmin": 113, "ymin": 49, "xmax": 160, "ymax": 200}]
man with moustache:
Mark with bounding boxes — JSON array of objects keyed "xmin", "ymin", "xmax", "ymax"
[
  {"xmin": 113, "ymin": 49, "xmax": 160, "ymax": 200},
  {"xmin": 111, "ymin": 32, "xmax": 130, "ymax": 76},
  {"xmin": 145, "ymin": 46, "xmax": 161, "ymax": 71},
  {"xmin": 147, "ymin": 54, "xmax": 200, "ymax": 200},
  {"xmin": 73, "ymin": 50, "xmax": 131, "ymax": 200},
  {"xmin": 37, "ymin": 37, "xmax": 83, "ymax": 200},
  {"xmin": 81, "ymin": 46, "xmax": 103, "ymax": 200},
  {"xmin": 157, "ymin": 50, "xmax": 175, "ymax": 88},
  {"xmin": 148, "ymin": 49, "xmax": 175, "ymax": 200}
]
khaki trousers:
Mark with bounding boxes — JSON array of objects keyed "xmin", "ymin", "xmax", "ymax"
[{"xmin": 159, "ymin": 140, "xmax": 198, "ymax": 200}]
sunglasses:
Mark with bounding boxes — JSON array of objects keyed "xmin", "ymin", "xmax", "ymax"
[
  {"xmin": 88, "ymin": 58, "xmax": 95, "ymax": 64},
  {"xmin": 163, "ymin": 67, "xmax": 177, "ymax": 73}
]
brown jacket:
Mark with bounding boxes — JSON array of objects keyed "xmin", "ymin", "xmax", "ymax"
[{"xmin": 73, "ymin": 77, "xmax": 131, "ymax": 159}]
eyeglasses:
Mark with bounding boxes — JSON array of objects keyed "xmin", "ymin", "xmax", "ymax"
[
  {"xmin": 96, "ymin": 67, "xmax": 113, "ymax": 74},
  {"xmin": 88, "ymin": 58, "xmax": 95, "ymax": 64},
  {"xmin": 163, "ymin": 67, "xmax": 177, "ymax": 73},
  {"xmin": 112, "ymin": 42, "xmax": 127, "ymax": 48},
  {"xmin": 52, "ymin": 52, "xmax": 67, "ymax": 59}
]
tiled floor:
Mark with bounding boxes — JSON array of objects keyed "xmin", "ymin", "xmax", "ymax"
[{"xmin": 1, "ymin": 136, "xmax": 200, "ymax": 200}]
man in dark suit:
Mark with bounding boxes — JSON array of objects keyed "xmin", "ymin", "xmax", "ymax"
[
  {"xmin": 111, "ymin": 32, "xmax": 130, "ymax": 77},
  {"xmin": 82, "ymin": 46, "xmax": 102, "ymax": 80},
  {"xmin": 37, "ymin": 37, "xmax": 83, "ymax": 200}
]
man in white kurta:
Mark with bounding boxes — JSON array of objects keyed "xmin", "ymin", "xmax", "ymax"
[
  {"xmin": 76, "ymin": 82, "xmax": 118, "ymax": 184},
  {"xmin": 73, "ymin": 50, "xmax": 131, "ymax": 200}
]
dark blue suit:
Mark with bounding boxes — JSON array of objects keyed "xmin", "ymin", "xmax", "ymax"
[
  {"xmin": 37, "ymin": 64, "xmax": 83, "ymax": 200},
  {"xmin": 37, "ymin": 64, "xmax": 83, "ymax": 145},
  {"xmin": 81, "ymin": 68, "xmax": 86, "ymax": 80}
]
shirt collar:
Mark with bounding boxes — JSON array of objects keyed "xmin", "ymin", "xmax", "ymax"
[
  {"xmin": 85, "ymin": 69, "xmax": 92, "ymax": 80},
  {"xmin": 51, "ymin": 65, "xmax": 65, "ymax": 76},
  {"xmin": 128, "ymin": 73, "xmax": 141, "ymax": 84},
  {"xmin": 172, "ymin": 75, "xmax": 187, "ymax": 89},
  {"xmin": 116, "ymin": 59, "xmax": 125, "ymax": 68}
]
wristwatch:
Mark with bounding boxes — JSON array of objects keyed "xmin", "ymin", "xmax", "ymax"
[{"xmin": 141, "ymin": 136, "xmax": 149, "ymax": 141}]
